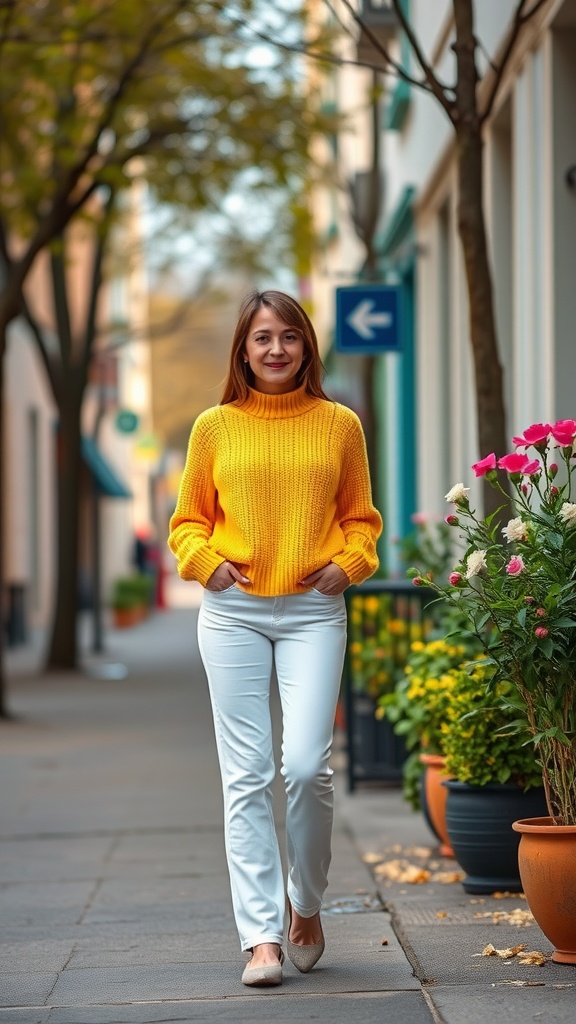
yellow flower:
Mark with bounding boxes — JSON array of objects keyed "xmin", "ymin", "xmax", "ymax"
[{"xmin": 364, "ymin": 596, "xmax": 380, "ymax": 614}]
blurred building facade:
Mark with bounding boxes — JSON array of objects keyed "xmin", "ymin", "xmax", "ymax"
[
  {"xmin": 310, "ymin": 0, "xmax": 576, "ymax": 572},
  {"xmin": 4, "ymin": 182, "xmax": 156, "ymax": 644}
]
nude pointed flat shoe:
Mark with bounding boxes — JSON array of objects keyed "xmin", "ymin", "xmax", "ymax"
[
  {"xmin": 241, "ymin": 948, "xmax": 284, "ymax": 987},
  {"xmin": 286, "ymin": 899, "xmax": 325, "ymax": 973}
]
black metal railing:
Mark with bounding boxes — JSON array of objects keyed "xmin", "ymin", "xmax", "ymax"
[{"xmin": 343, "ymin": 578, "xmax": 437, "ymax": 791}]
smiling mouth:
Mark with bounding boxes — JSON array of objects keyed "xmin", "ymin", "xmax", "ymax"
[{"xmin": 265, "ymin": 363, "xmax": 289, "ymax": 368}]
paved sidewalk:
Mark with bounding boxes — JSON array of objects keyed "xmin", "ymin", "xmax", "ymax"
[{"xmin": 1, "ymin": 593, "xmax": 575, "ymax": 1023}]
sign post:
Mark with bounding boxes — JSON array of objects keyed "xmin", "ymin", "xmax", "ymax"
[{"xmin": 335, "ymin": 285, "xmax": 402, "ymax": 354}]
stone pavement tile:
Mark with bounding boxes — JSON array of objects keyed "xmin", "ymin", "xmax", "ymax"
[
  {"xmin": 108, "ymin": 832, "xmax": 227, "ymax": 870},
  {"xmin": 396, "ymin": 923, "xmax": 571, "ymax": 986},
  {"xmin": 82, "ymin": 893, "xmax": 234, "ymax": 927},
  {"xmin": 0, "ymin": 838, "xmax": 113, "ymax": 884},
  {"xmin": 0, "ymin": 881, "xmax": 95, "ymax": 928},
  {"xmin": 431, "ymin": 982, "xmax": 576, "ymax": 1024},
  {"xmin": 43, "ymin": 991, "xmax": 434, "ymax": 1024},
  {"xmin": 0, "ymin": 972, "xmax": 57, "ymax": 1008},
  {"xmin": 67, "ymin": 931, "xmax": 241, "ymax": 969},
  {"xmin": 49, "ymin": 954, "xmax": 420, "ymax": 1005},
  {"xmin": 0, "ymin": 939, "xmax": 74, "ymax": 973},
  {"xmin": 0, "ymin": 1011, "xmax": 49, "ymax": 1024}
]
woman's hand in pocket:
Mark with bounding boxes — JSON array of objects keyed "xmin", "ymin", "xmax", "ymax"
[
  {"xmin": 206, "ymin": 562, "xmax": 251, "ymax": 592},
  {"xmin": 300, "ymin": 563, "xmax": 349, "ymax": 595}
]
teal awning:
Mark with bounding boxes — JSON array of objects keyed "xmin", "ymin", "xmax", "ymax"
[{"xmin": 82, "ymin": 436, "xmax": 131, "ymax": 498}]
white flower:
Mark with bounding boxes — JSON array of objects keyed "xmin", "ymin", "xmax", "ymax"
[
  {"xmin": 445, "ymin": 483, "xmax": 470, "ymax": 504},
  {"xmin": 559, "ymin": 502, "xmax": 576, "ymax": 528},
  {"xmin": 465, "ymin": 549, "xmax": 488, "ymax": 579},
  {"xmin": 502, "ymin": 517, "xmax": 528, "ymax": 543}
]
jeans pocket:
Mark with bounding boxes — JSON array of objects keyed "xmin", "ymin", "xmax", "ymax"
[{"xmin": 209, "ymin": 583, "xmax": 237, "ymax": 594}]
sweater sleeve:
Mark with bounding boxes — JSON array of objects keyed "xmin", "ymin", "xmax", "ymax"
[
  {"xmin": 167, "ymin": 413, "xmax": 226, "ymax": 586},
  {"xmin": 331, "ymin": 411, "xmax": 383, "ymax": 585}
]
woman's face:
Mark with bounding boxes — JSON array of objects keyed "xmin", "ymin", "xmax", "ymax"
[{"xmin": 243, "ymin": 307, "xmax": 305, "ymax": 394}]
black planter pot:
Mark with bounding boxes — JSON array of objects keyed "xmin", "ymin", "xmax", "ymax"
[{"xmin": 444, "ymin": 780, "xmax": 548, "ymax": 894}]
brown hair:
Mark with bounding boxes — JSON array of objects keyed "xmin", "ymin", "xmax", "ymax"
[{"xmin": 221, "ymin": 290, "xmax": 331, "ymax": 404}]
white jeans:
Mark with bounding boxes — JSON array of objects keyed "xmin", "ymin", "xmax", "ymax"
[{"xmin": 197, "ymin": 586, "xmax": 347, "ymax": 952}]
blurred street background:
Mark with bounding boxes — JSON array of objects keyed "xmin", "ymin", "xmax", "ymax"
[{"xmin": 1, "ymin": 1, "xmax": 576, "ymax": 1021}]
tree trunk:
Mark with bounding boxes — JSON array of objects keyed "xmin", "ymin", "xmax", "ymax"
[
  {"xmin": 456, "ymin": 123, "xmax": 509, "ymax": 517},
  {"xmin": 0, "ymin": 321, "xmax": 8, "ymax": 715},
  {"xmin": 45, "ymin": 390, "xmax": 83, "ymax": 670},
  {"xmin": 453, "ymin": 0, "xmax": 509, "ymax": 517}
]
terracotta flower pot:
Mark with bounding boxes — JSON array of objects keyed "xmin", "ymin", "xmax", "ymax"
[
  {"xmin": 419, "ymin": 753, "xmax": 454, "ymax": 858},
  {"xmin": 512, "ymin": 816, "xmax": 576, "ymax": 964}
]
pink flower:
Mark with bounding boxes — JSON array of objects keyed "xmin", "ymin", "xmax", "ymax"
[
  {"xmin": 524, "ymin": 459, "xmax": 541, "ymax": 476},
  {"xmin": 513, "ymin": 423, "xmax": 551, "ymax": 449},
  {"xmin": 525, "ymin": 596, "xmax": 535, "ymax": 604},
  {"xmin": 498, "ymin": 453, "xmax": 530, "ymax": 475},
  {"xmin": 448, "ymin": 572, "xmax": 463, "ymax": 586},
  {"xmin": 548, "ymin": 462, "xmax": 559, "ymax": 479},
  {"xmin": 536, "ymin": 607, "xmax": 546, "ymax": 618},
  {"xmin": 550, "ymin": 486, "xmax": 559, "ymax": 497},
  {"xmin": 411, "ymin": 512, "xmax": 428, "ymax": 525},
  {"xmin": 412, "ymin": 577, "xmax": 424, "ymax": 587},
  {"xmin": 506, "ymin": 555, "xmax": 525, "ymax": 576},
  {"xmin": 471, "ymin": 453, "xmax": 497, "ymax": 477},
  {"xmin": 551, "ymin": 419, "xmax": 576, "ymax": 447},
  {"xmin": 535, "ymin": 626, "xmax": 549, "ymax": 639},
  {"xmin": 445, "ymin": 514, "xmax": 458, "ymax": 526}
]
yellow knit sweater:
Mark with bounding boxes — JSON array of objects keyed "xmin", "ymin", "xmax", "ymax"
[{"xmin": 168, "ymin": 385, "xmax": 382, "ymax": 596}]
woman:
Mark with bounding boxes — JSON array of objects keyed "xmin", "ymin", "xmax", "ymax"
[{"xmin": 168, "ymin": 290, "xmax": 382, "ymax": 986}]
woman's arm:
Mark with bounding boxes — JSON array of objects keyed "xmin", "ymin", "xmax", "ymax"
[
  {"xmin": 330, "ymin": 413, "xmax": 383, "ymax": 585},
  {"xmin": 167, "ymin": 414, "xmax": 227, "ymax": 586}
]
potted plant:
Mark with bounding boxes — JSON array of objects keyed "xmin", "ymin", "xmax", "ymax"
[
  {"xmin": 110, "ymin": 575, "xmax": 153, "ymax": 627},
  {"xmin": 440, "ymin": 659, "xmax": 546, "ymax": 893},
  {"xmin": 411, "ymin": 418, "xmax": 576, "ymax": 961},
  {"xmin": 380, "ymin": 635, "xmax": 479, "ymax": 856}
]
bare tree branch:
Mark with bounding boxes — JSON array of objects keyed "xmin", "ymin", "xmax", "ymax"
[
  {"xmin": 225, "ymin": 8, "xmax": 428, "ymax": 84},
  {"xmin": 19, "ymin": 295, "xmax": 62, "ymax": 402},
  {"xmin": 388, "ymin": 0, "xmax": 456, "ymax": 117},
  {"xmin": 480, "ymin": 0, "xmax": 550, "ymax": 123},
  {"xmin": 338, "ymin": 0, "xmax": 442, "ymax": 95}
]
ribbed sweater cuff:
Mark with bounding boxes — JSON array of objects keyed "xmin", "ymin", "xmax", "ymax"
[
  {"xmin": 332, "ymin": 549, "xmax": 374, "ymax": 586},
  {"xmin": 180, "ymin": 546, "xmax": 226, "ymax": 588}
]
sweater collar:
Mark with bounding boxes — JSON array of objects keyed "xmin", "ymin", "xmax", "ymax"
[{"xmin": 232, "ymin": 384, "xmax": 322, "ymax": 419}]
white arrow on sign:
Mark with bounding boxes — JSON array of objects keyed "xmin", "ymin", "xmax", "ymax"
[{"xmin": 346, "ymin": 299, "xmax": 392, "ymax": 341}]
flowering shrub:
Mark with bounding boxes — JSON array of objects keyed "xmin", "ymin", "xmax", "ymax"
[
  {"xmin": 441, "ymin": 662, "xmax": 542, "ymax": 790},
  {"xmin": 412, "ymin": 419, "xmax": 576, "ymax": 825},
  {"xmin": 348, "ymin": 593, "xmax": 433, "ymax": 700},
  {"xmin": 379, "ymin": 637, "xmax": 480, "ymax": 807}
]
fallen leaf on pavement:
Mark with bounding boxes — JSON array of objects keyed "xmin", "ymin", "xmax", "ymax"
[
  {"xmin": 374, "ymin": 859, "xmax": 431, "ymax": 884},
  {"xmin": 493, "ymin": 891, "xmax": 526, "ymax": 900},
  {"xmin": 405, "ymin": 846, "xmax": 432, "ymax": 858},
  {"xmin": 362, "ymin": 853, "xmax": 383, "ymax": 864},
  {"xmin": 436, "ymin": 911, "xmax": 448, "ymax": 918},
  {"xmin": 381, "ymin": 938, "xmax": 389, "ymax": 946},
  {"xmin": 518, "ymin": 951, "xmax": 548, "ymax": 966},
  {"xmin": 430, "ymin": 870, "xmax": 465, "ymax": 884},
  {"xmin": 473, "ymin": 908, "xmax": 534, "ymax": 926},
  {"xmin": 478, "ymin": 943, "xmax": 527, "ymax": 958}
]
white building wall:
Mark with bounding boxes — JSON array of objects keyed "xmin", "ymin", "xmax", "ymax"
[
  {"xmin": 384, "ymin": 0, "xmax": 575, "ymax": 521},
  {"xmin": 4, "ymin": 324, "xmax": 57, "ymax": 632}
]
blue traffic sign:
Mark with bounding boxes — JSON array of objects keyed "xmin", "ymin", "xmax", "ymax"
[{"xmin": 335, "ymin": 285, "xmax": 402, "ymax": 354}]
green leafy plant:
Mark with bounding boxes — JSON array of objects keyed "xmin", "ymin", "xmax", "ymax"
[
  {"xmin": 379, "ymin": 637, "xmax": 479, "ymax": 808},
  {"xmin": 411, "ymin": 418, "xmax": 576, "ymax": 825},
  {"xmin": 441, "ymin": 661, "xmax": 542, "ymax": 790}
]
